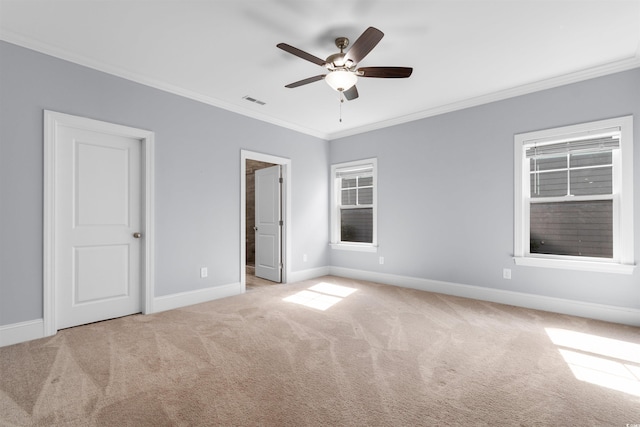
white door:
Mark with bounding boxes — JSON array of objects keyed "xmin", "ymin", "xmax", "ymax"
[
  {"xmin": 55, "ymin": 125, "xmax": 142, "ymax": 329},
  {"xmin": 255, "ymin": 165, "xmax": 282, "ymax": 282}
]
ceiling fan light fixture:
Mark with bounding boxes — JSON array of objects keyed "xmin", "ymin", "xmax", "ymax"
[
  {"xmin": 278, "ymin": 27, "xmax": 412, "ymax": 102},
  {"xmin": 325, "ymin": 70, "xmax": 357, "ymax": 92}
]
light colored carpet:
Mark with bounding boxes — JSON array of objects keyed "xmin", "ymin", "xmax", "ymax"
[{"xmin": 1, "ymin": 276, "xmax": 639, "ymax": 426}]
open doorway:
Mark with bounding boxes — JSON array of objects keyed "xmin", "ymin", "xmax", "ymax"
[
  {"xmin": 240, "ymin": 150, "xmax": 291, "ymax": 293},
  {"xmin": 246, "ymin": 159, "xmax": 278, "ymax": 289}
]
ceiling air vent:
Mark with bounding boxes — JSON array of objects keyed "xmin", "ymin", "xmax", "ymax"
[{"xmin": 242, "ymin": 95, "xmax": 266, "ymax": 106}]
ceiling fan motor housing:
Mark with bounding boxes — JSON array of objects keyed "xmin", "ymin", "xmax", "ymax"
[
  {"xmin": 326, "ymin": 52, "xmax": 355, "ymax": 71},
  {"xmin": 326, "ymin": 37, "xmax": 355, "ymax": 70}
]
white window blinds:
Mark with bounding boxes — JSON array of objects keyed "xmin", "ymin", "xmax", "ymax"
[
  {"xmin": 335, "ymin": 164, "xmax": 374, "ymax": 179},
  {"xmin": 525, "ymin": 135, "xmax": 620, "ymax": 158}
]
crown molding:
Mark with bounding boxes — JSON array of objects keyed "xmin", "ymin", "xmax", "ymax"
[
  {"xmin": 2, "ymin": 29, "xmax": 638, "ymax": 142},
  {"xmin": 327, "ymin": 55, "xmax": 640, "ymax": 141},
  {"xmin": 0, "ymin": 31, "xmax": 331, "ymax": 140}
]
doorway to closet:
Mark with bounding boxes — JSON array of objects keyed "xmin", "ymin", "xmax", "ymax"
[
  {"xmin": 246, "ymin": 159, "xmax": 278, "ymax": 289},
  {"xmin": 240, "ymin": 150, "xmax": 291, "ymax": 292}
]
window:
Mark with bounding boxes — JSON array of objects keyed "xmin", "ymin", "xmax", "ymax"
[
  {"xmin": 514, "ymin": 116, "xmax": 634, "ymax": 273},
  {"xmin": 331, "ymin": 158, "xmax": 377, "ymax": 251}
]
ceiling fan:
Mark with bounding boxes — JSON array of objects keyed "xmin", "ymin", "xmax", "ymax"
[{"xmin": 277, "ymin": 27, "xmax": 412, "ymax": 101}]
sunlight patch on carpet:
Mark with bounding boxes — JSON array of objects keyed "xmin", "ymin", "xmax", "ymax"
[
  {"xmin": 308, "ymin": 282, "xmax": 358, "ymax": 298},
  {"xmin": 283, "ymin": 282, "xmax": 357, "ymax": 311},
  {"xmin": 546, "ymin": 328, "xmax": 640, "ymax": 397}
]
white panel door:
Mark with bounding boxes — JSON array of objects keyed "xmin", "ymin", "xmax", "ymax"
[
  {"xmin": 255, "ymin": 165, "xmax": 282, "ymax": 282},
  {"xmin": 55, "ymin": 125, "xmax": 142, "ymax": 329}
]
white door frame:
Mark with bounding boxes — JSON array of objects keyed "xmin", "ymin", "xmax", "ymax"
[
  {"xmin": 43, "ymin": 110, "xmax": 155, "ymax": 336},
  {"xmin": 240, "ymin": 150, "xmax": 291, "ymax": 292}
]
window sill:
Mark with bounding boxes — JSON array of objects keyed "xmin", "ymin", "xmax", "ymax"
[
  {"xmin": 330, "ymin": 243, "xmax": 378, "ymax": 253},
  {"xmin": 513, "ymin": 256, "xmax": 635, "ymax": 274}
]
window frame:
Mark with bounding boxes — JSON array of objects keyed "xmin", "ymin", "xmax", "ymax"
[
  {"xmin": 514, "ymin": 116, "xmax": 634, "ymax": 274},
  {"xmin": 330, "ymin": 158, "xmax": 378, "ymax": 252}
]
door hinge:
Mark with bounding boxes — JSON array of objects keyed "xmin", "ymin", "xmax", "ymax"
[
  {"xmin": 279, "ymin": 220, "xmax": 283, "ymax": 226},
  {"xmin": 279, "ymin": 177, "xmax": 283, "ymax": 183}
]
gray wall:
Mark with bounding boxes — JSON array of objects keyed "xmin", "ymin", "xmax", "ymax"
[
  {"xmin": 330, "ymin": 68, "xmax": 640, "ymax": 310},
  {"xmin": 1, "ymin": 39, "xmax": 639, "ymax": 327},
  {"xmin": 0, "ymin": 41, "xmax": 329, "ymax": 326}
]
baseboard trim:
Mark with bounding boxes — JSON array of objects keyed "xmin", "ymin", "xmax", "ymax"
[
  {"xmin": 0, "ymin": 319, "xmax": 45, "ymax": 347},
  {"xmin": 4, "ymin": 268, "xmax": 636, "ymax": 348},
  {"xmin": 1, "ymin": 283, "xmax": 243, "ymax": 347},
  {"xmin": 288, "ymin": 266, "xmax": 331, "ymax": 284},
  {"xmin": 153, "ymin": 282, "xmax": 242, "ymax": 313},
  {"xmin": 329, "ymin": 267, "xmax": 640, "ymax": 327}
]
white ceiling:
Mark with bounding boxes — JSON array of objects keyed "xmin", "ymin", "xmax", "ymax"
[{"xmin": 1, "ymin": 0, "xmax": 639, "ymax": 140}]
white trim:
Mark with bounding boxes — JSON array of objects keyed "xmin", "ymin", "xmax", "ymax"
[
  {"xmin": 618, "ymin": 116, "xmax": 635, "ymax": 264},
  {"xmin": 0, "ymin": 319, "xmax": 45, "ymax": 347},
  {"xmin": 513, "ymin": 256, "xmax": 634, "ymax": 274},
  {"xmin": 43, "ymin": 110, "xmax": 155, "ymax": 337},
  {"xmin": 153, "ymin": 283, "xmax": 241, "ymax": 313},
  {"xmin": 5, "ymin": 264, "xmax": 637, "ymax": 347},
  {"xmin": 240, "ymin": 150, "xmax": 292, "ymax": 292},
  {"xmin": 0, "ymin": 33, "xmax": 328, "ymax": 140},
  {"xmin": 513, "ymin": 115, "xmax": 634, "ymax": 273},
  {"xmin": 1, "ymin": 281, "xmax": 241, "ymax": 347},
  {"xmin": 43, "ymin": 113, "xmax": 56, "ymax": 336},
  {"xmin": 329, "ymin": 243, "xmax": 378, "ymax": 252},
  {"xmin": 327, "ymin": 57, "xmax": 640, "ymax": 140},
  {"xmin": 5, "ymin": 32, "xmax": 638, "ymax": 142},
  {"xmin": 142, "ymin": 136, "xmax": 156, "ymax": 314},
  {"xmin": 287, "ymin": 266, "xmax": 331, "ymax": 283},
  {"xmin": 329, "ymin": 267, "xmax": 640, "ymax": 327}
]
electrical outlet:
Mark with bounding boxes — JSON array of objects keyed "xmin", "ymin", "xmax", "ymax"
[
  {"xmin": 503, "ymin": 268, "xmax": 511, "ymax": 280},
  {"xmin": 379, "ymin": 256, "xmax": 384, "ymax": 265},
  {"xmin": 200, "ymin": 267, "xmax": 208, "ymax": 278}
]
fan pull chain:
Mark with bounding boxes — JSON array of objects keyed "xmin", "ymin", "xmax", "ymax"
[{"xmin": 339, "ymin": 91, "xmax": 344, "ymax": 123}]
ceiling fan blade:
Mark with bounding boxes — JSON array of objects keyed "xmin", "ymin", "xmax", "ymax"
[
  {"xmin": 277, "ymin": 43, "xmax": 326, "ymax": 66},
  {"xmin": 285, "ymin": 74, "xmax": 326, "ymax": 88},
  {"xmin": 344, "ymin": 27, "xmax": 384, "ymax": 64},
  {"xmin": 343, "ymin": 86, "xmax": 359, "ymax": 101},
  {"xmin": 358, "ymin": 67, "xmax": 413, "ymax": 78}
]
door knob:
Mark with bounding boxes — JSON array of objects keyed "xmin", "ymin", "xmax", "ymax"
[
  {"xmin": 133, "ymin": 232, "xmax": 142, "ymax": 238},
  {"xmin": 253, "ymin": 226, "xmax": 258, "ymax": 231}
]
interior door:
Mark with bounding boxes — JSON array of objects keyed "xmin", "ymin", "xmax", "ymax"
[
  {"xmin": 255, "ymin": 165, "xmax": 282, "ymax": 282},
  {"xmin": 55, "ymin": 125, "xmax": 142, "ymax": 329}
]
